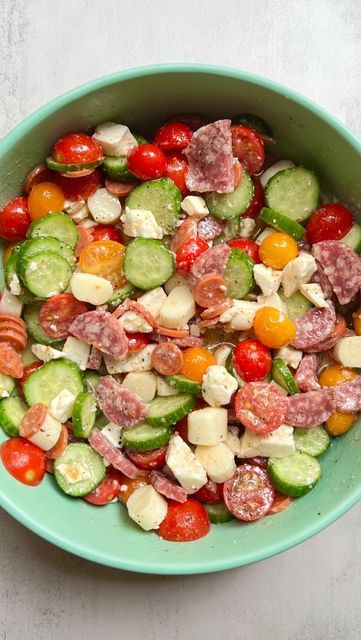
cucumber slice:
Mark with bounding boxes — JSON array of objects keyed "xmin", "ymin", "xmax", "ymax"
[
  {"xmin": 165, "ymin": 374, "xmax": 201, "ymax": 395},
  {"xmin": 4, "ymin": 242, "xmax": 22, "ymax": 288},
  {"xmin": 265, "ymin": 167, "xmax": 320, "ymax": 222},
  {"xmin": 341, "ymin": 223, "xmax": 361, "ymax": 254},
  {"xmin": 272, "ymin": 358, "xmax": 299, "ymax": 395},
  {"xmin": 225, "ymin": 350, "xmax": 245, "ymax": 387},
  {"xmin": 18, "ymin": 237, "xmax": 74, "ymax": 264},
  {"xmin": 54, "ymin": 443, "xmax": 106, "ymax": 497},
  {"xmin": 106, "ymin": 281, "xmax": 137, "ymax": 309},
  {"xmin": 268, "ymin": 451, "xmax": 321, "ymax": 497},
  {"xmin": 126, "ymin": 178, "xmax": 181, "ymax": 234},
  {"xmin": 103, "ymin": 156, "xmax": 134, "ymax": 182},
  {"xmin": 27, "ymin": 212, "xmax": 78, "ymax": 249},
  {"xmin": 259, "ymin": 207, "xmax": 305, "ymax": 241},
  {"xmin": 72, "ymin": 391, "xmax": 97, "ymax": 438},
  {"xmin": 0, "ymin": 373, "xmax": 16, "ymax": 398},
  {"xmin": 46, "ymin": 158, "xmax": 101, "ymax": 173},
  {"xmin": 205, "ymin": 502, "xmax": 235, "ymax": 524},
  {"xmin": 294, "ymin": 426, "xmax": 330, "ymax": 457},
  {"xmin": 133, "ymin": 133, "xmax": 148, "ymax": 145},
  {"xmin": 146, "ymin": 393, "xmax": 196, "ymax": 427},
  {"xmin": 84, "ymin": 370, "xmax": 101, "ymax": 393},
  {"xmin": 213, "ymin": 217, "xmax": 240, "ymax": 245},
  {"xmin": 278, "ymin": 288, "xmax": 313, "ymax": 320},
  {"xmin": 19, "ymin": 252, "xmax": 72, "ymax": 298},
  {"xmin": 24, "ymin": 302, "xmax": 62, "ymax": 346},
  {"xmin": 124, "ymin": 238, "xmax": 174, "ymax": 290},
  {"xmin": 0, "ymin": 397, "xmax": 28, "ymax": 437},
  {"xmin": 94, "ymin": 412, "xmax": 108, "ymax": 429},
  {"xmin": 205, "ymin": 171, "xmax": 253, "ymax": 220},
  {"xmin": 223, "ymin": 248, "xmax": 254, "ymax": 299},
  {"xmin": 24, "ymin": 359, "xmax": 85, "ymax": 408},
  {"xmin": 231, "ymin": 114, "xmax": 273, "ymax": 137},
  {"xmin": 122, "ymin": 422, "xmax": 173, "ymax": 452}
]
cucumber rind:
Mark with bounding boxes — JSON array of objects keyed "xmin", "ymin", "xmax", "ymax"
[
  {"xmin": 272, "ymin": 358, "xmax": 299, "ymax": 395},
  {"xmin": 106, "ymin": 282, "xmax": 137, "ymax": 309},
  {"xmin": 24, "ymin": 358, "xmax": 86, "ymax": 408},
  {"xmin": 0, "ymin": 396, "xmax": 28, "ymax": 438},
  {"xmin": 18, "ymin": 237, "xmax": 74, "ymax": 264},
  {"xmin": 268, "ymin": 451, "xmax": 321, "ymax": 497},
  {"xmin": 294, "ymin": 426, "xmax": 330, "ymax": 457},
  {"xmin": 125, "ymin": 178, "xmax": 181, "ymax": 234},
  {"xmin": 341, "ymin": 223, "xmax": 361, "ymax": 254},
  {"xmin": 205, "ymin": 502, "xmax": 235, "ymax": 524},
  {"xmin": 27, "ymin": 212, "xmax": 78, "ymax": 249},
  {"xmin": 165, "ymin": 374, "xmax": 201, "ymax": 395},
  {"xmin": 265, "ymin": 167, "xmax": 320, "ymax": 222},
  {"xmin": 103, "ymin": 155, "xmax": 134, "ymax": 182},
  {"xmin": 205, "ymin": 171, "xmax": 254, "ymax": 220},
  {"xmin": 145, "ymin": 393, "xmax": 196, "ymax": 427},
  {"xmin": 259, "ymin": 207, "xmax": 305, "ymax": 241},
  {"xmin": 124, "ymin": 238, "xmax": 174, "ymax": 290},
  {"xmin": 54, "ymin": 443, "xmax": 106, "ymax": 497},
  {"xmin": 46, "ymin": 157, "xmax": 101, "ymax": 172},
  {"xmin": 72, "ymin": 391, "xmax": 97, "ymax": 438},
  {"xmin": 223, "ymin": 248, "xmax": 254, "ymax": 299},
  {"xmin": 122, "ymin": 422, "xmax": 173, "ymax": 452}
]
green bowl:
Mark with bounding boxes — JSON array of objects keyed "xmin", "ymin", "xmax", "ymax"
[{"xmin": 0, "ymin": 65, "xmax": 360, "ymax": 575}]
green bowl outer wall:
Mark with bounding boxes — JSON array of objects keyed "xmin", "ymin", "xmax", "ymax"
[{"xmin": 0, "ymin": 65, "xmax": 361, "ymax": 575}]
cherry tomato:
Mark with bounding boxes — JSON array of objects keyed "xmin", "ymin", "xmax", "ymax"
[
  {"xmin": 79, "ymin": 240, "xmax": 125, "ymax": 287},
  {"xmin": 318, "ymin": 363, "xmax": 357, "ymax": 387},
  {"xmin": 176, "ymin": 237, "xmax": 209, "ymax": 274},
  {"xmin": 53, "ymin": 168, "xmax": 102, "ymax": 200},
  {"xmin": 259, "ymin": 231, "xmax": 298, "ymax": 269},
  {"xmin": 267, "ymin": 492, "xmax": 292, "ymax": 515},
  {"xmin": 243, "ymin": 178, "xmax": 264, "ymax": 218},
  {"xmin": 125, "ymin": 332, "xmax": 150, "ymax": 352},
  {"xmin": 157, "ymin": 498, "xmax": 210, "ymax": 542},
  {"xmin": 154, "ymin": 121, "xmax": 193, "ymax": 152},
  {"xmin": 0, "ymin": 438, "xmax": 46, "ymax": 486},
  {"xmin": 228, "ymin": 237, "xmax": 260, "ymax": 263},
  {"xmin": 193, "ymin": 480, "xmax": 224, "ymax": 504},
  {"xmin": 28, "ymin": 181, "xmax": 65, "ymax": 220},
  {"xmin": 84, "ymin": 468, "xmax": 122, "ymax": 505},
  {"xmin": 180, "ymin": 347, "xmax": 216, "ymax": 383},
  {"xmin": 127, "ymin": 144, "xmax": 166, "ymax": 180},
  {"xmin": 306, "ymin": 203, "xmax": 353, "ymax": 244},
  {"xmin": 326, "ymin": 411, "xmax": 357, "ymax": 436},
  {"xmin": 231, "ymin": 125, "xmax": 265, "ymax": 174},
  {"xmin": 92, "ymin": 225, "xmax": 123, "ymax": 243},
  {"xmin": 39, "ymin": 293, "xmax": 89, "ymax": 340},
  {"xmin": 253, "ymin": 307, "xmax": 296, "ymax": 349},
  {"xmin": 164, "ymin": 151, "xmax": 189, "ymax": 193},
  {"xmin": 0, "ymin": 197, "xmax": 31, "ymax": 241},
  {"xmin": 233, "ymin": 339, "xmax": 272, "ymax": 382},
  {"xmin": 18, "ymin": 361, "xmax": 43, "ymax": 393},
  {"xmin": 52, "ymin": 133, "xmax": 103, "ymax": 165},
  {"xmin": 118, "ymin": 471, "xmax": 150, "ymax": 504},
  {"xmin": 223, "ymin": 464, "xmax": 274, "ymax": 521},
  {"xmin": 125, "ymin": 446, "xmax": 167, "ymax": 470}
]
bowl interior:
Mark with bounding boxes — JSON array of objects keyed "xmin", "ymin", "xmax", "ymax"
[{"xmin": 0, "ymin": 66, "xmax": 361, "ymax": 574}]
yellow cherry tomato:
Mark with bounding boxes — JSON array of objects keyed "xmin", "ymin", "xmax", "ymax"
[
  {"xmin": 79, "ymin": 240, "xmax": 126, "ymax": 287},
  {"xmin": 259, "ymin": 232, "xmax": 298, "ymax": 269},
  {"xmin": 326, "ymin": 411, "xmax": 357, "ymax": 437},
  {"xmin": 318, "ymin": 363, "xmax": 358, "ymax": 387},
  {"xmin": 180, "ymin": 347, "xmax": 216, "ymax": 383},
  {"xmin": 3, "ymin": 242, "xmax": 17, "ymax": 265},
  {"xmin": 352, "ymin": 306, "xmax": 361, "ymax": 335},
  {"xmin": 253, "ymin": 306, "xmax": 296, "ymax": 349},
  {"xmin": 118, "ymin": 471, "xmax": 150, "ymax": 504},
  {"xmin": 28, "ymin": 181, "xmax": 65, "ymax": 220}
]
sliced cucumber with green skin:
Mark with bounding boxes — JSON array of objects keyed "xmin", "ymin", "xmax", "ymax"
[
  {"xmin": 231, "ymin": 114, "xmax": 273, "ymax": 137},
  {"xmin": 133, "ymin": 133, "xmax": 148, "ymax": 145},
  {"xmin": 94, "ymin": 412, "xmax": 108, "ymax": 429},
  {"xmin": 72, "ymin": 391, "xmax": 97, "ymax": 438},
  {"xmin": 106, "ymin": 281, "xmax": 137, "ymax": 309},
  {"xmin": 294, "ymin": 426, "xmax": 330, "ymax": 457},
  {"xmin": 205, "ymin": 171, "xmax": 253, "ymax": 220},
  {"xmin": 84, "ymin": 370, "xmax": 101, "ymax": 393},
  {"xmin": 122, "ymin": 422, "xmax": 173, "ymax": 452},
  {"xmin": 18, "ymin": 237, "xmax": 74, "ymax": 264},
  {"xmin": 27, "ymin": 212, "xmax": 78, "ymax": 249},
  {"xmin": 268, "ymin": 451, "xmax": 321, "ymax": 497},
  {"xmin": 0, "ymin": 373, "xmax": 16, "ymax": 398},
  {"xmin": 124, "ymin": 238, "xmax": 174, "ymax": 290},
  {"xmin": 19, "ymin": 251, "xmax": 73, "ymax": 298},
  {"xmin": 225, "ymin": 350, "xmax": 245, "ymax": 387},
  {"xmin": 126, "ymin": 178, "xmax": 181, "ymax": 234},
  {"xmin": 103, "ymin": 156, "xmax": 134, "ymax": 182},
  {"xmin": 341, "ymin": 223, "xmax": 361, "ymax": 254},
  {"xmin": 46, "ymin": 158, "xmax": 101, "ymax": 173},
  {"xmin": 223, "ymin": 248, "xmax": 254, "ymax": 299},
  {"xmin": 146, "ymin": 393, "xmax": 196, "ymax": 427},
  {"xmin": 278, "ymin": 288, "xmax": 313, "ymax": 320},
  {"xmin": 24, "ymin": 359, "xmax": 86, "ymax": 408},
  {"xmin": 272, "ymin": 358, "xmax": 299, "ymax": 395},
  {"xmin": 0, "ymin": 397, "xmax": 28, "ymax": 437},
  {"xmin": 213, "ymin": 217, "xmax": 240, "ymax": 245},
  {"xmin": 4, "ymin": 242, "xmax": 22, "ymax": 288},
  {"xmin": 205, "ymin": 502, "xmax": 235, "ymax": 524},
  {"xmin": 165, "ymin": 374, "xmax": 201, "ymax": 395},
  {"xmin": 259, "ymin": 207, "xmax": 305, "ymax": 241},
  {"xmin": 24, "ymin": 302, "xmax": 62, "ymax": 346},
  {"xmin": 265, "ymin": 167, "xmax": 320, "ymax": 222},
  {"xmin": 54, "ymin": 443, "xmax": 106, "ymax": 497}
]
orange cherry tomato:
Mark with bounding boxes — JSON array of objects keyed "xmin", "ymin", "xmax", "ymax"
[
  {"xmin": 28, "ymin": 182, "xmax": 65, "ymax": 220},
  {"xmin": 180, "ymin": 347, "xmax": 216, "ymax": 383},
  {"xmin": 79, "ymin": 240, "xmax": 125, "ymax": 287},
  {"xmin": 253, "ymin": 306, "xmax": 296, "ymax": 349},
  {"xmin": 259, "ymin": 232, "xmax": 298, "ymax": 269},
  {"xmin": 118, "ymin": 471, "xmax": 150, "ymax": 504},
  {"xmin": 326, "ymin": 411, "xmax": 357, "ymax": 436},
  {"xmin": 318, "ymin": 364, "xmax": 358, "ymax": 387}
]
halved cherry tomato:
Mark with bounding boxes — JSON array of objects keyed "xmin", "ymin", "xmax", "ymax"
[
  {"xmin": 180, "ymin": 347, "xmax": 216, "ymax": 383},
  {"xmin": 176, "ymin": 237, "xmax": 209, "ymax": 274},
  {"xmin": 164, "ymin": 151, "xmax": 189, "ymax": 193},
  {"xmin": 157, "ymin": 498, "xmax": 210, "ymax": 542},
  {"xmin": 223, "ymin": 464, "xmax": 274, "ymax": 521},
  {"xmin": 84, "ymin": 468, "xmax": 122, "ymax": 505},
  {"xmin": 127, "ymin": 144, "xmax": 166, "ymax": 180},
  {"xmin": 28, "ymin": 182, "xmax": 65, "ymax": 220},
  {"xmin": 39, "ymin": 293, "xmax": 89, "ymax": 340},
  {"xmin": 318, "ymin": 363, "xmax": 357, "ymax": 387},
  {"xmin": 259, "ymin": 231, "xmax": 298, "ymax": 269},
  {"xmin": 154, "ymin": 121, "xmax": 193, "ymax": 152},
  {"xmin": 243, "ymin": 178, "xmax": 264, "ymax": 218},
  {"xmin": 253, "ymin": 307, "xmax": 296, "ymax": 349},
  {"xmin": 193, "ymin": 480, "xmax": 224, "ymax": 504},
  {"xmin": 306, "ymin": 203, "xmax": 353, "ymax": 244},
  {"xmin": 231, "ymin": 125, "xmax": 265, "ymax": 174},
  {"xmin": 228, "ymin": 238, "xmax": 260, "ymax": 263},
  {"xmin": 326, "ymin": 411, "xmax": 357, "ymax": 436},
  {"xmin": 233, "ymin": 339, "xmax": 272, "ymax": 382},
  {"xmin": 0, "ymin": 438, "xmax": 46, "ymax": 486},
  {"xmin": 92, "ymin": 225, "xmax": 123, "ymax": 243},
  {"xmin": 118, "ymin": 471, "xmax": 150, "ymax": 504},
  {"xmin": 52, "ymin": 133, "xmax": 104, "ymax": 165},
  {"xmin": 125, "ymin": 331, "xmax": 150, "ymax": 352},
  {"xmin": 53, "ymin": 168, "xmax": 102, "ymax": 200},
  {"xmin": 125, "ymin": 446, "xmax": 167, "ymax": 470},
  {"xmin": 0, "ymin": 197, "xmax": 31, "ymax": 241},
  {"xmin": 79, "ymin": 240, "xmax": 125, "ymax": 287},
  {"xmin": 18, "ymin": 361, "xmax": 43, "ymax": 393}
]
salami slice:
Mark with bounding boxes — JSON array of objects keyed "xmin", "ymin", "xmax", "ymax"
[
  {"xmin": 149, "ymin": 470, "xmax": 188, "ymax": 503},
  {"xmin": 70, "ymin": 309, "xmax": 128, "ymax": 360},
  {"xmin": 294, "ymin": 354, "xmax": 320, "ymax": 392},
  {"xmin": 285, "ymin": 389, "xmax": 336, "ymax": 427},
  {"xmin": 200, "ymin": 298, "xmax": 232, "ymax": 320},
  {"xmin": 89, "ymin": 428, "xmax": 139, "ymax": 479},
  {"xmin": 96, "ymin": 375, "xmax": 149, "ymax": 427},
  {"xmin": 151, "ymin": 343, "xmax": 183, "ymax": 376},
  {"xmin": 190, "ymin": 243, "xmax": 230, "ymax": 280},
  {"xmin": 0, "ymin": 342, "xmax": 23, "ymax": 378},
  {"xmin": 40, "ymin": 294, "xmax": 89, "ymax": 340},
  {"xmin": 87, "ymin": 346, "xmax": 103, "ymax": 371},
  {"xmin": 291, "ymin": 304, "xmax": 336, "ymax": 350},
  {"xmin": 150, "ymin": 333, "xmax": 205, "ymax": 348},
  {"xmin": 184, "ymin": 119, "xmax": 235, "ymax": 194},
  {"xmin": 332, "ymin": 377, "xmax": 361, "ymax": 413},
  {"xmin": 170, "ymin": 218, "xmax": 198, "ymax": 253},
  {"xmin": 311, "ymin": 259, "xmax": 334, "ymax": 300},
  {"xmin": 223, "ymin": 464, "xmax": 275, "ymax": 521},
  {"xmin": 197, "ymin": 215, "xmax": 224, "ymax": 241},
  {"xmin": 312, "ymin": 241, "xmax": 361, "ymax": 304},
  {"xmin": 234, "ymin": 382, "xmax": 288, "ymax": 434},
  {"xmin": 304, "ymin": 315, "xmax": 347, "ymax": 353}
]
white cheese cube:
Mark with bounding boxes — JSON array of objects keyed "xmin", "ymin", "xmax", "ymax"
[
  {"xmin": 166, "ymin": 434, "xmax": 207, "ymax": 493},
  {"xmin": 219, "ymin": 300, "xmax": 261, "ymax": 330},
  {"xmin": 0, "ymin": 288, "xmax": 22, "ymax": 316},
  {"xmin": 164, "ymin": 273, "xmax": 188, "ymax": 294},
  {"xmin": 156, "ymin": 375, "xmax": 179, "ymax": 396},
  {"xmin": 122, "ymin": 208, "xmax": 163, "ymax": 239},
  {"xmin": 70, "ymin": 272, "xmax": 113, "ymax": 305},
  {"xmin": 181, "ymin": 195, "xmax": 209, "ymax": 218},
  {"xmin": 62, "ymin": 337, "xmax": 90, "ymax": 371},
  {"xmin": 274, "ymin": 345, "xmax": 303, "ymax": 369},
  {"xmin": 281, "ymin": 253, "xmax": 317, "ymax": 297},
  {"xmin": 28, "ymin": 411, "xmax": 62, "ymax": 451},
  {"xmin": 240, "ymin": 218, "xmax": 256, "ymax": 238},
  {"xmin": 101, "ymin": 423, "xmax": 122, "ymax": 448},
  {"xmin": 254, "ymin": 264, "xmax": 282, "ymax": 296},
  {"xmin": 49, "ymin": 389, "xmax": 75, "ymax": 423},
  {"xmin": 255, "ymin": 227, "xmax": 274, "ymax": 245},
  {"xmin": 159, "ymin": 285, "xmax": 196, "ymax": 329},
  {"xmin": 257, "ymin": 292, "xmax": 288, "ymax": 315},
  {"xmin": 333, "ymin": 336, "xmax": 361, "ymax": 368},
  {"xmin": 119, "ymin": 311, "xmax": 153, "ymax": 333},
  {"xmin": 93, "ymin": 122, "xmax": 138, "ymax": 157},
  {"xmin": 88, "ymin": 188, "xmax": 122, "ymax": 224},
  {"xmin": 195, "ymin": 443, "xmax": 236, "ymax": 483},
  {"xmin": 225, "ymin": 427, "xmax": 241, "ymax": 456},
  {"xmin": 188, "ymin": 407, "xmax": 228, "ymax": 445},
  {"xmin": 121, "ymin": 371, "xmax": 157, "ymax": 402},
  {"xmin": 300, "ymin": 283, "xmax": 329, "ymax": 308},
  {"xmin": 104, "ymin": 344, "xmax": 156, "ymax": 374},
  {"xmin": 238, "ymin": 425, "xmax": 295, "ymax": 458},
  {"xmin": 213, "ymin": 344, "xmax": 232, "ymax": 367},
  {"xmin": 127, "ymin": 485, "xmax": 168, "ymax": 531},
  {"xmin": 201, "ymin": 365, "xmax": 238, "ymax": 407},
  {"xmin": 56, "ymin": 461, "xmax": 93, "ymax": 485},
  {"xmin": 31, "ymin": 344, "xmax": 64, "ymax": 362},
  {"xmin": 9, "ymin": 274, "xmax": 21, "ymax": 296},
  {"xmin": 137, "ymin": 288, "xmax": 167, "ymax": 319},
  {"xmin": 260, "ymin": 160, "xmax": 296, "ymax": 189}
]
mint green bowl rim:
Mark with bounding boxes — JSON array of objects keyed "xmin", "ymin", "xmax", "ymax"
[{"xmin": 1, "ymin": 63, "xmax": 361, "ymax": 574}]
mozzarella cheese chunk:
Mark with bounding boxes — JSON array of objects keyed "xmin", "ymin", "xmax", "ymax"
[
  {"xmin": 213, "ymin": 344, "xmax": 232, "ymax": 367},
  {"xmin": 159, "ymin": 285, "xmax": 196, "ymax": 329},
  {"xmin": 257, "ymin": 292, "xmax": 288, "ymax": 315},
  {"xmin": 9, "ymin": 274, "xmax": 21, "ymax": 296},
  {"xmin": 238, "ymin": 425, "xmax": 295, "ymax": 458},
  {"xmin": 240, "ymin": 217, "xmax": 256, "ymax": 238},
  {"xmin": 122, "ymin": 208, "xmax": 163, "ymax": 239},
  {"xmin": 219, "ymin": 300, "xmax": 261, "ymax": 330},
  {"xmin": 137, "ymin": 288, "xmax": 167, "ymax": 319},
  {"xmin": 260, "ymin": 160, "xmax": 296, "ymax": 189},
  {"xmin": 281, "ymin": 253, "xmax": 317, "ymax": 297},
  {"xmin": 62, "ymin": 337, "xmax": 90, "ymax": 370},
  {"xmin": 64, "ymin": 199, "xmax": 89, "ymax": 223},
  {"xmin": 164, "ymin": 272, "xmax": 188, "ymax": 294},
  {"xmin": 255, "ymin": 227, "xmax": 274, "ymax": 245},
  {"xmin": 274, "ymin": 345, "xmax": 303, "ymax": 369},
  {"xmin": 28, "ymin": 411, "xmax": 62, "ymax": 451},
  {"xmin": 127, "ymin": 485, "xmax": 168, "ymax": 531},
  {"xmin": 31, "ymin": 344, "xmax": 64, "ymax": 362},
  {"xmin": 181, "ymin": 195, "xmax": 209, "ymax": 218},
  {"xmin": 121, "ymin": 371, "xmax": 157, "ymax": 402},
  {"xmin": 156, "ymin": 375, "xmax": 179, "ymax": 396},
  {"xmin": 56, "ymin": 461, "xmax": 92, "ymax": 485},
  {"xmin": 0, "ymin": 288, "xmax": 22, "ymax": 316},
  {"xmin": 166, "ymin": 434, "xmax": 207, "ymax": 493},
  {"xmin": 104, "ymin": 344, "xmax": 156, "ymax": 373},
  {"xmin": 92, "ymin": 121, "xmax": 138, "ymax": 156},
  {"xmin": 49, "ymin": 389, "xmax": 75, "ymax": 423},
  {"xmin": 201, "ymin": 366, "xmax": 238, "ymax": 407},
  {"xmin": 101, "ymin": 422, "xmax": 122, "ymax": 448},
  {"xmin": 188, "ymin": 407, "xmax": 228, "ymax": 446},
  {"xmin": 71, "ymin": 272, "xmax": 113, "ymax": 305},
  {"xmin": 87, "ymin": 188, "xmax": 122, "ymax": 224},
  {"xmin": 79, "ymin": 218, "xmax": 98, "ymax": 229},
  {"xmin": 300, "ymin": 283, "xmax": 329, "ymax": 308},
  {"xmin": 119, "ymin": 311, "xmax": 153, "ymax": 333},
  {"xmin": 225, "ymin": 427, "xmax": 241, "ymax": 456},
  {"xmin": 333, "ymin": 336, "xmax": 361, "ymax": 367},
  {"xmin": 254, "ymin": 263, "xmax": 282, "ymax": 296},
  {"xmin": 195, "ymin": 443, "xmax": 236, "ymax": 483}
]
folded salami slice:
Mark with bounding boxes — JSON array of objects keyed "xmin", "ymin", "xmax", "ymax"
[
  {"xmin": 184, "ymin": 119, "xmax": 235, "ymax": 193},
  {"xmin": 197, "ymin": 215, "xmax": 224, "ymax": 241},
  {"xmin": 89, "ymin": 428, "xmax": 138, "ymax": 479},
  {"xmin": 96, "ymin": 376, "xmax": 149, "ymax": 427},
  {"xmin": 285, "ymin": 390, "xmax": 336, "ymax": 427},
  {"xmin": 332, "ymin": 377, "xmax": 361, "ymax": 413},
  {"xmin": 150, "ymin": 470, "xmax": 188, "ymax": 503},
  {"xmin": 190, "ymin": 243, "xmax": 230, "ymax": 280},
  {"xmin": 313, "ymin": 241, "xmax": 361, "ymax": 304},
  {"xmin": 311, "ymin": 259, "xmax": 334, "ymax": 300},
  {"xmin": 294, "ymin": 354, "xmax": 320, "ymax": 392},
  {"xmin": 291, "ymin": 304, "xmax": 336, "ymax": 350},
  {"xmin": 70, "ymin": 309, "xmax": 128, "ymax": 360}
]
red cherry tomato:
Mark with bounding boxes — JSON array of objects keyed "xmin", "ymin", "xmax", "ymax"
[
  {"xmin": 126, "ymin": 332, "xmax": 150, "ymax": 352},
  {"xmin": 127, "ymin": 144, "xmax": 166, "ymax": 180},
  {"xmin": 157, "ymin": 498, "xmax": 210, "ymax": 542},
  {"xmin": 233, "ymin": 339, "xmax": 272, "ymax": 382},
  {"xmin": 243, "ymin": 178, "xmax": 264, "ymax": 218},
  {"xmin": 92, "ymin": 225, "xmax": 123, "ymax": 243},
  {"xmin": 0, "ymin": 197, "xmax": 31, "ymax": 241},
  {"xmin": 306, "ymin": 203, "xmax": 353, "ymax": 244},
  {"xmin": 176, "ymin": 237, "xmax": 209, "ymax": 274},
  {"xmin": 164, "ymin": 151, "xmax": 189, "ymax": 193},
  {"xmin": 231, "ymin": 126, "xmax": 265, "ymax": 175},
  {"xmin": 193, "ymin": 480, "xmax": 224, "ymax": 504},
  {"xmin": 18, "ymin": 361, "xmax": 43, "ymax": 393},
  {"xmin": 52, "ymin": 133, "xmax": 103, "ymax": 165},
  {"xmin": 84, "ymin": 468, "xmax": 122, "ymax": 505},
  {"xmin": 39, "ymin": 294, "xmax": 89, "ymax": 340},
  {"xmin": 0, "ymin": 438, "xmax": 46, "ymax": 486},
  {"xmin": 154, "ymin": 122, "xmax": 192, "ymax": 152},
  {"xmin": 125, "ymin": 446, "xmax": 167, "ymax": 470},
  {"xmin": 228, "ymin": 238, "xmax": 260, "ymax": 263},
  {"xmin": 53, "ymin": 168, "xmax": 102, "ymax": 200}
]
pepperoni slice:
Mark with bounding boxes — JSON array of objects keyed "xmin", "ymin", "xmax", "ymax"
[
  {"xmin": 0, "ymin": 326, "xmax": 27, "ymax": 352},
  {"xmin": 267, "ymin": 492, "xmax": 293, "ymax": 516},
  {"xmin": 46, "ymin": 424, "xmax": 69, "ymax": 459},
  {"xmin": 75, "ymin": 225, "xmax": 93, "ymax": 257},
  {"xmin": 170, "ymin": 218, "xmax": 198, "ymax": 253},
  {"xmin": 19, "ymin": 403, "xmax": 47, "ymax": 438},
  {"xmin": 96, "ymin": 376, "xmax": 149, "ymax": 427},
  {"xmin": 193, "ymin": 273, "xmax": 227, "ymax": 308},
  {"xmin": 223, "ymin": 464, "xmax": 275, "ymax": 521},
  {"xmin": 198, "ymin": 316, "xmax": 220, "ymax": 329},
  {"xmin": 112, "ymin": 299, "xmax": 157, "ymax": 327},
  {"xmin": 104, "ymin": 178, "xmax": 137, "ymax": 197},
  {"xmin": 151, "ymin": 343, "xmax": 184, "ymax": 376},
  {"xmin": 200, "ymin": 298, "xmax": 232, "ymax": 320},
  {"xmin": 157, "ymin": 326, "xmax": 190, "ymax": 338},
  {"xmin": 0, "ymin": 343, "xmax": 23, "ymax": 378},
  {"xmin": 149, "ymin": 470, "xmax": 188, "ymax": 503},
  {"xmin": 39, "ymin": 294, "xmax": 89, "ymax": 340},
  {"xmin": 234, "ymin": 382, "xmax": 288, "ymax": 434},
  {"xmin": 70, "ymin": 309, "xmax": 128, "ymax": 360},
  {"xmin": 0, "ymin": 314, "xmax": 26, "ymax": 331}
]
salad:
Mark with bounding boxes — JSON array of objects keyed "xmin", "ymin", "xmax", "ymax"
[{"xmin": 0, "ymin": 113, "xmax": 361, "ymax": 543}]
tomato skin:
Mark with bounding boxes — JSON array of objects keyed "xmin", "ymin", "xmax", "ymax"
[
  {"xmin": 39, "ymin": 293, "xmax": 89, "ymax": 340},
  {"xmin": 126, "ymin": 446, "xmax": 167, "ymax": 470},
  {"xmin": 125, "ymin": 331, "xmax": 150, "ymax": 352},
  {"xmin": 306, "ymin": 203, "xmax": 353, "ymax": 244},
  {"xmin": 127, "ymin": 144, "xmax": 166, "ymax": 180},
  {"xmin": 28, "ymin": 182, "xmax": 65, "ymax": 220},
  {"xmin": 0, "ymin": 197, "xmax": 31, "ymax": 241},
  {"xmin": 164, "ymin": 151, "xmax": 188, "ymax": 193},
  {"xmin": 176, "ymin": 237, "xmax": 209, "ymax": 274},
  {"xmin": 233, "ymin": 339, "xmax": 272, "ymax": 382},
  {"xmin": 52, "ymin": 133, "xmax": 104, "ymax": 165},
  {"xmin": 253, "ymin": 307, "xmax": 296, "ymax": 349},
  {"xmin": 53, "ymin": 168, "xmax": 102, "ymax": 200},
  {"xmin": 0, "ymin": 438, "xmax": 46, "ymax": 486},
  {"xmin": 231, "ymin": 125, "xmax": 265, "ymax": 175},
  {"xmin": 193, "ymin": 480, "xmax": 224, "ymax": 504},
  {"xmin": 92, "ymin": 225, "xmax": 123, "ymax": 243},
  {"xmin": 84, "ymin": 468, "xmax": 122, "ymax": 505},
  {"xmin": 228, "ymin": 238, "xmax": 260, "ymax": 263},
  {"xmin": 243, "ymin": 178, "xmax": 264, "ymax": 218},
  {"xmin": 157, "ymin": 498, "xmax": 210, "ymax": 542},
  {"xmin": 259, "ymin": 232, "xmax": 298, "ymax": 270},
  {"xmin": 154, "ymin": 122, "xmax": 193, "ymax": 152},
  {"xmin": 18, "ymin": 361, "xmax": 43, "ymax": 393},
  {"xmin": 180, "ymin": 348, "xmax": 217, "ymax": 383}
]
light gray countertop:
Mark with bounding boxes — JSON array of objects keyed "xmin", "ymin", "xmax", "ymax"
[{"xmin": 1, "ymin": 1, "xmax": 361, "ymax": 638}]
